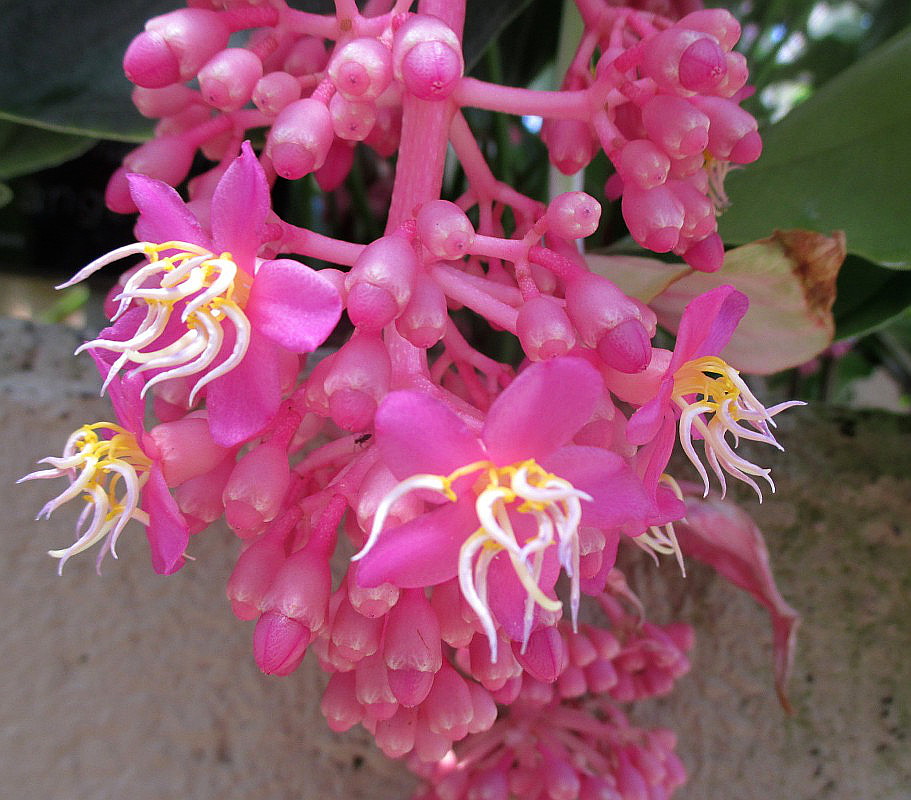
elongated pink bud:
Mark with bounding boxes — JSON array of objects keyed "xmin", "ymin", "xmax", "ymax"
[
  {"xmin": 260, "ymin": 545, "xmax": 332, "ymax": 636},
  {"xmin": 198, "ymin": 47, "xmax": 262, "ymax": 111},
  {"xmin": 321, "ymin": 670, "xmax": 364, "ymax": 732},
  {"xmin": 466, "ymin": 681, "xmax": 497, "ymax": 734},
  {"xmin": 468, "ymin": 633, "xmax": 521, "ymax": 690},
  {"xmin": 253, "ymin": 71, "xmax": 301, "ymax": 116},
  {"xmin": 329, "ymin": 93, "xmax": 377, "ymax": 141},
  {"xmin": 328, "ymin": 38, "xmax": 393, "ymax": 101},
  {"xmin": 315, "ymin": 139, "xmax": 355, "ymax": 192},
  {"xmin": 123, "ymin": 136, "xmax": 196, "ymax": 186},
  {"xmin": 640, "ymin": 28, "xmax": 726, "ymax": 94},
  {"xmin": 413, "ymin": 718, "xmax": 452, "ymax": 763},
  {"xmin": 132, "ymin": 84, "xmax": 197, "ymax": 118},
  {"xmin": 621, "ymin": 184, "xmax": 685, "ymax": 253},
  {"xmin": 431, "ymin": 579, "xmax": 476, "ymax": 648},
  {"xmin": 691, "ymin": 95, "xmax": 761, "ymax": 162},
  {"xmin": 516, "ymin": 296, "xmax": 576, "ymax": 361},
  {"xmin": 125, "ymin": 9, "xmax": 231, "ymax": 88},
  {"xmin": 346, "ymin": 235, "xmax": 419, "ymax": 329},
  {"xmin": 642, "ymin": 95, "xmax": 710, "ymax": 159},
  {"xmin": 322, "ymin": 333, "xmax": 391, "ymax": 431},
  {"xmin": 468, "ymin": 767, "xmax": 509, "ymax": 800},
  {"xmin": 148, "ymin": 416, "xmax": 228, "ymax": 486},
  {"xmin": 678, "ymin": 9, "xmax": 742, "ymax": 51},
  {"xmin": 618, "ymin": 139, "xmax": 670, "ymax": 189},
  {"xmin": 545, "ymin": 191, "xmax": 601, "ymax": 239},
  {"xmin": 330, "ymin": 591, "xmax": 384, "ymax": 662},
  {"xmin": 513, "ymin": 626, "xmax": 568, "ymax": 684},
  {"xmin": 393, "ymin": 16, "xmax": 464, "ymax": 101},
  {"xmin": 283, "ymin": 36, "xmax": 328, "ymax": 76},
  {"xmin": 253, "ymin": 610, "xmax": 311, "ymax": 675},
  {"xmin": 174, "ymin": 455, "xmax": 232, "ymax": 532},
  {"xmin": 416, "ymin": 200, "xmax": 475, "ymax": 260},
  {"xmin": 541, "ymin": 117, "xmax": 597, "ymax": 175},
  {"xmin": 422, "ymin": 662, "xmax": 473, "ymax": 734},
  {"xmin": 226, "ymin": 535, "xmax": 286, "ymax": 620},
  {"xmin": 396, "ymin": 274, "xmax": 448, "ymax": 348},
  {"xmin": 348, "ymin": 561, "xmax": 400, "ymax": 618},
  {"xmin": 268, "ymin": 98, "xmax": 334, "ymax": 179},
  {"xmin": 355, "ymin": 652, "xmax": 399, "ymax": 720},
  {"xmin": 384, "ymin": 589, "xmax": 442, "ymax": 705},
  {"xmin": 375, "ymin": 706, "xmax": 417, "ymax": 758},
  {"xmin": 223, "ymin": 443, "xmax": 291, "ymax": 538}
]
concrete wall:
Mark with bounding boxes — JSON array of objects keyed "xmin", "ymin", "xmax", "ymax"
[{"xmin": 2, "ymin": 318, "xmax": 909, "ymax": 799}]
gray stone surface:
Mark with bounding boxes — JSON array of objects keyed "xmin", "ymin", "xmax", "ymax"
[{"xmin": 1, "ymin": 318, "xmax": 909, "ymax": 799}]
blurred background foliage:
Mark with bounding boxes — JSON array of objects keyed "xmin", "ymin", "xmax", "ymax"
[{"xmin": 0, "ymin": 0, "xmax": 908, "ymax": 409}]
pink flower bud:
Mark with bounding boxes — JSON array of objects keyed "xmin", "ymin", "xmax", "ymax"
[
  {"xmin": 431, "ymin": 579, "xmax": 476, "ymax": 648},
  {"xmin": 346, "ymin": 235, "xmax": 419, "ymax": 329},
  {"xmin": 321, "ymin": 671, "xmax": 364, "ymax": 732},
  {"xmin": 328, "ymin": 38, "xmax": 393, "ymax": 101},
  {"xmin": 466, "ymin": 681, "xmax": 497, "ymax": 734},
  {"xmin": 516, "ymin": 296, "xmax": 576, "ymax": 361},
  {"xmin": 396, "ymin": 274, "xmax": 448, "ymax": 348},
  {"xmin": 414, "ymin": 718, "xmax": 453, "ymax": 762},
  {"xmin": 173, "ymin": 455, "xmax": 232, "ymax": 531},
  {"xmin": 329, "ymin": 93, "xmax": 377, "ymax": 141},
  {"xmin": 375, "ymin": 706, "xmax": 417, "ymax": 758},
  {"xmin": 468, "ymin": 767, "xmax": 510, "ymax": 800},
  {"xmin": 422, "ymin": 662, "xmax": 473, "ymax": 734},
  {"xmin": 393, "ymin": 16, "xmax": 464, "ymax": 101},
  {"xmin": 556, "ymin": 664, "xmax": 587, "ymax": 698},
  {"xmin": 691, "ymin": 96, "xmax": 761, "ymax": 162},
  {"xmin": 666, "ymin": 179, "xmax": 715, "ymax": 242},
  {"xmin": 148, "ymin": 416, "xmax": 228, "ymax": 486},
  {"xmin": 545, "ymin": 191, "xmax": 601, "ymax": 239},
  {"xmin": 621, "ymin": 184, "xmax": 685, "ymax": 253},
  {"xmin": 416, "ymin": 200, "xmax": 475, "ymax": 260},
  {"xmin": 348, "ymin": 561, "xmax": 400, "ymax": 618},
  {"xmin": 640, "ymin": 27, "xmax": 726, "ymax": 94},
  {"xmin": 260, "ymin": 545, "xmax": 332, "ymax": 635},
  {"xmin": 252, "ymin": 71, "xmax": 302, "ymax": 116},
  {"xmin": 268, "ymin": 98, "xmax": 334, "ymax": 179},
  {"xmin": 513, "ymin": 626, "xmax": 568, "ymax": 684},
  {"xmin": 123, "ymin": 136, "xmax": 196, "ymax": 186},
  {"xmin": 678, "ymin": 9, "xmax": 742, "ymax": 51},
  {"xmin": 541, "ymin": 118, "xmax": 598, "ymax": 175},
  {"xmin": 565, "ymin": 273, "xmax": 652, "ymax": 372},
  {"xmin": 125, "ymin": 9, "xmax": 231, "ymax": 88},
  {"xmin": 681, "ymin": 231, "xmax": 724, "ymax": 272},
  {"xmin": 584, "ymin": 657, "xmax": 619, "ymax": 693},
  {"xmin": 198, "ymin": 47, "xmax": 263, "ymax": 111},
  {"xmin": 543, "ymin": 755, "xmax": 581, "ymax": 800},
  {"xmin": 355, "ymin": 652, "xmax": 399, "ymax": 719},
  {"xmin": 322, "ymin": 334, "xmax": 391, "ymax": 431},
  {"xmin": 642, "ymin": 95, "xmax": 710, "ymax": 159},
  {"xmin": 468, "ymin": 634, "xmax": 521, "ymax": 690},
  {"xmin": 132, "ymin": 84, "xmax": 197, "ymax": 118},
  {"xmin": 253, "ymin": 610, "xmax": 311, "ymax": 675},
  {"xmin": 715, "ymin": 51, "xmax": 749, "ymax": 98},
  {"xmin": 226, "ymin": 535, "xmax": 286, "ymax": 620},
  {"xmin": 105, "ymin": 167, "xmax": 137, "ymax": 214},
  {"xmin": 618, "ymin": 139, "xmax": 671, "ymax": 189},
  {"xmin": 315, "ymin": 139, "xmax": 355, "ymax": 191},
  {"xmin": 223, "ymin": 443, "xmax": 291, "ymax": 538},
  {"xmin": 363, "ymin": 97, "xmax": 403, "ymax": 157},
  {"xmin": 153, "ymin": 103, "xmax": 211, "ymax": 137},
  {"xmin": 384, "ymin": 589, "xmax": 442, "ymax": 706},
  {"xmin": 329, "ymin": 591, "xmax": 384, "ymax": 662}
]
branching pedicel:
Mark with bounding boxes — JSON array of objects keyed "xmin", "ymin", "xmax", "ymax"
[{"xmin": 23, "ymin": 1, "xmax": 802, "ymax": 796}]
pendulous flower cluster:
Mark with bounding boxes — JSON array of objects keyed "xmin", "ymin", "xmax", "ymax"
[{"xmin": 23, "ymin": 1, "xmax": 803, "ymax": 797}]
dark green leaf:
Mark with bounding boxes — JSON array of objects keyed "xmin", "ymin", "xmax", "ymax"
[
  {"xmin": 719, "ymin": 26, "xmax": 911, "ymax": 269},
  {"xmin": 834, "ymin": 254, "xmax": 911, "ymax": 338},
  {"xmin": 0, "ymin": 181, "xmax": 11, "ymax": 209},
  {"xmin": 0, "ymin": 121, "xmax": 95, "ymax": 180},
  {"xmin": 463, "ymin": 0, "xmax": 538, "ymax": 72}
]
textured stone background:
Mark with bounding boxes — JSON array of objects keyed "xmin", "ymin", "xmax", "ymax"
[{"xmin": 2, "ymin": 318, "xmax": 909, "ymax": 800}]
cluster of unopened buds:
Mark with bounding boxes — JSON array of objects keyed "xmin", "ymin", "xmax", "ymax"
[{"xmin": 23, "ymin": 0, "xmax": 802, "ymax": 796}]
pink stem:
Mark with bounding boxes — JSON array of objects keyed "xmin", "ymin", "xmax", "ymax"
[
  {"xmin": 454, "ymin": 78, "xmax": 591, "ymax": 120},
  {"xmin": 280, "ymin": 222, "xmax": 365, "ymax": 266},
  {"xmin": 431, "ymin": 264, "xmax": 519, "ymax": 331}
]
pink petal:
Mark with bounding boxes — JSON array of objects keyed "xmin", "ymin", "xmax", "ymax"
[
  {"xmin": 483, "ymin": 357, "xmax": 602, "ymax": 464},
  {"xmin": 143, "ymin": 463, "xmax": 189, "ymax": 575},
  {"xmin": 211, "ymin": 141, "xmax": 270, "ymax": 269},
  {"xmin": 542, "ymin": 445, "xmax": 656, "ymax": 533},
  {"xmin": 375, "ymin": 391, "xmax": 485, "ymax": 480},
  {"xmin": 487, "ymin": 547, "xmax": 560, "ymax": 642},
  {"xmin": 632, "ymin": 415, "xmax": 678, "ymax": 497},
  {"xmin": 205, "ymin": 329, "xmax": 281, "ymax": 447},
  {"xmin": 128, "ymin": 174, "xmax": 211, "ymax": 248},
  {"xmin": 355, "ymin": 499, "xmax": 477, "ymax": 589},
  {"xmin": 88, "ymin": 346, "xmax": 146, "ymax": 438},
  {"xmin": 668, "ymin": 285, "xmax": 748, "ymax": 374},
  {"xmin": 676, "ymin": 492, "xmax": 800, "ymax": 711},
  {"xmin": 246, "ymin": 259, "xmax": 342, "ymax": 353}
]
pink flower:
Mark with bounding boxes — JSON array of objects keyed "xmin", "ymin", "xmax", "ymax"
[
  {"xmin": 20, "ymin": 353, "xmax": 189, "ymax": 575},
  {"xmin": 352, "ymin": 357, "xmax": 654, "ymax": 658},
  {"xmin": 627, "ymin": 285, "xmax": 802, "ymax": 498},
  {"xmin": 59, "ymin": 141, "xmax": 342, "ymax": 446}
]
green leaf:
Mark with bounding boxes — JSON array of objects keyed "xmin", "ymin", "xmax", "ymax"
[
  {"xmin": 0, "ymin": 121, "xmax": 95, "ymax": 180},
  {"xmin": 464, "ymin": 0, "xmax": 538, "ymax": 71},
  {"xmin": 833, "ymin": 254, "xmax": 911, "ymax": 339},
  {"xmin": 0, "ymin": 181, "xmax": 11, "ymax": 209},
  {"xmin": 0, "ymin": 0, "xmax": 177, "ymax": 141},
  {"xmin": 719, "ymin": 26, "xmax": 911, "ymax": 269}
]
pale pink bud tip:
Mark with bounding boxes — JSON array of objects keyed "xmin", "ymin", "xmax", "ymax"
[
  {"xmin": 105, "ymin": 168, "xmax": 138, "ymax": 214},
  {"xmin": 545, "ymin": 192, "xmax": 602, "ymax": 239},
  {"xmin": 329, "ymin": 38, "xmax": 393, "ymax": 101},
  {"xmin": 401, "ymin": 41, "xmax": 462, "ymax": 100},
  {"xmin": 516, "ymin": 296, "xmax": 575, "ymax": 361},
  {"xmin": 253, "ymin": 610, "xmax": 311, "ymax": 675},
  {"xmin": 347, "ymin": 282, "xmax": 400, "ymax": 330},
  {"xmin": 329, "ymin": 388, "xmax": 377, "ymax": 432},
  {"xmin": 124, "ymin": 32, "xmax": 181, "ymax": 88},
  {"xmin": 416, "ymin": 200, "xmax": 475, "ymax": 260},
  {"xmin": 269, "ymin": 98, "xmax": 334, "ymax": 179},
  {"xmin": 198, "ymin": 48, "xmax": 263, "ymax": 111},
  {"xmin": 678, "ymin": 38, "xmax": 727, "ymax": 92},
  {"xmin": 730, "ymin": 130, "xmax": 763, "ymax": 164},
  {"xmin": 682, "ymin": 233, "xmax": 725, "ymax": 272},
  {"xmin": 598, "ymin": 319, "xmax": 651, "ymax": 373},
  {"xmin": 542, "ymin": 118, "xmax": 597, "ymax": 175}
]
